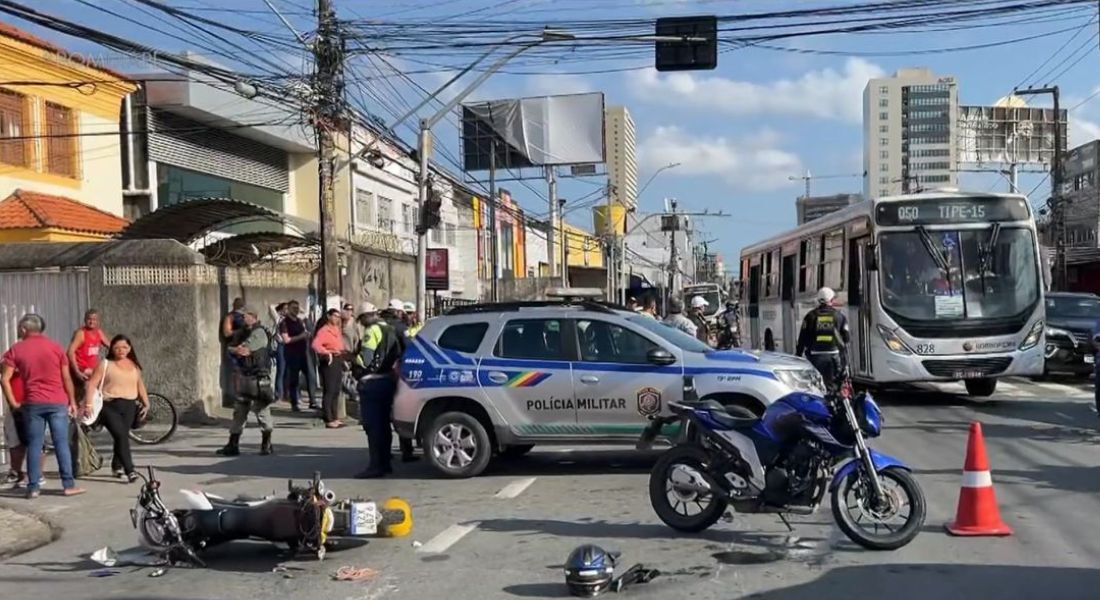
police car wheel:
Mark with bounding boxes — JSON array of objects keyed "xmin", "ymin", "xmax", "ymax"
[{"xmin": 426, "ymin": 412, "xmax": 492, "ymax": 478}]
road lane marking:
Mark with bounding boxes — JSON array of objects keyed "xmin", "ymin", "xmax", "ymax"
[
  {"xmin": 416, "ymin": 523, "xmax": 477, "ymax": 554},
  {"xmin": 495, "ymin": 477, "xmax": 537, "ymax": 499}
]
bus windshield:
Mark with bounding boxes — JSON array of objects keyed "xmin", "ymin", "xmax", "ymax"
[
  {"xmin": 683, "ymin": 287, "xmax": 722, "ymax": 316},
  {"xmin": 878, "ymin": 227, "xmax": 1039, "ymax": 321}
]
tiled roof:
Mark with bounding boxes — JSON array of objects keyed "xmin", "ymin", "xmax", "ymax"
[
  {"xmin": 0, "ymin": 189, "xmax": 129, "ymax": 236},
  {"xmin": 0, "ymin": 21, "xmax": 129, "ymax": 80}
]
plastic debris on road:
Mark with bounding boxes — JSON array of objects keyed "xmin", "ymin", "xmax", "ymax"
[
  {"xmin": 333, "ymin": 565, "xmax": 379, "ymax": 581},
  {"xmin": 91, "ymin": 545, "xmax": 166, "ymax": 568},
  {"xmin": 149, "ymin": 568, "xmax": 166, "ymax": 578},
  {"xmin": 90, "ymin": 547, "xmax": 118, "ymax": 567},
  {"xmin": 89, "ymin": 569, "xmax": 120, "ymax": 577}
]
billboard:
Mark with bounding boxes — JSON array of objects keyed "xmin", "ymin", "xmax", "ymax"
[
  {"xmin": 461, "ymin": 92, "xmax": 606, "ymax": 172},
  {"xmin": 957, "ymin": 104, "xmax": 1067, "ymax": 165},
  {"xmin": 426, "ymin": 248, "xmax": 449, "ymax": 291}
]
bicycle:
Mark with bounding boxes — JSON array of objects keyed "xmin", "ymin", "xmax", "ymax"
[{"xmin": 83, "ymin": 392, "xmax": 179, "ymax": 445}]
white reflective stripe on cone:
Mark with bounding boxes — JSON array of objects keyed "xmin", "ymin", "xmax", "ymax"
[{"xmin": 961, "ymin": 470, "xmax": 994, "ymax": 488}]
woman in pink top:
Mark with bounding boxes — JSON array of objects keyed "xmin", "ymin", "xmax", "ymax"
[
  {"xmin": 85, "ymin": 335, "xmax": 149, "ymax": 483},
  {"xmin": 312, "ymin": 309, "xmax": 346, "ymax": 428}
]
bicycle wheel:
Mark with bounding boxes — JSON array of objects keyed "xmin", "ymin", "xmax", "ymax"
[{"xmin": 130, "ymin": 393, "xmax": 178, "ymax": 445}]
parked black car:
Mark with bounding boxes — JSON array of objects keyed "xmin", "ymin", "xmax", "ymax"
[{"xmin": 1043, "ymin": 292, "xmax": 1100, "ymax": 378}]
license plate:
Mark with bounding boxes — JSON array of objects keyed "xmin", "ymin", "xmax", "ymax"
[
  {"xmin": 349, "ymin": 502, "xmax": 377, "ymax": 536},
  {"xmin": 1085, "ymin": 355, "xmax": 1095, "ymax": 364},
  {"xmin": 953, "ymin": 370, "xmax": 985, "ymax": 379}
]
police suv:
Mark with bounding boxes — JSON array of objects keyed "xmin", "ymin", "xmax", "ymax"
[{"xmin": 393, "ymin": 289, "xmax": 826, "ymax": 478}]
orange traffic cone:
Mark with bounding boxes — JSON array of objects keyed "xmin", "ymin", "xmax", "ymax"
[{"xmin": 945, "ymin": 422, "xmax": 1013, "ymax": 536}]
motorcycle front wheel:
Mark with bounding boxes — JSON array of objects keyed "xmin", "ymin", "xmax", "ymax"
[
  {"xmin": 649, "ymin": 445, "xmax": 728, "ymax": 533},
  {"xmin": 831, "ymin": 466, "xmax": 926, "ymax": 551}
]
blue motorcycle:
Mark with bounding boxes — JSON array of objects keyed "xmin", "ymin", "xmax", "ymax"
[{"xmin": 639, "ymin": 379, "xmax": 925, "ymax": 550}]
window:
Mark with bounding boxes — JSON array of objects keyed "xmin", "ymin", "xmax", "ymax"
[
  {"xmin": 354, "ymin": 189, "xmax": 373, "ymax": 229},
  {"xmin": 445, "ymin": 222, "xmax": 456, "ymax": 246},
  {"xmin": 0, "ymin": 89, "xmax": 27, "ymax": 167},
  {"xmin": 879, "ymin": 176, "xmax": 889, "ymax": 184},
  {"xmin": 879, "ymin": 124, "xmax": 888, "ymax": 133},
  {"xmin": 764, "ymin": 249, "xmax": 779, "ymax": 298},
  {"xmin": 401, "ymin": 203, "xmax": 414, "ymax": 233},
  {"xmin": 879, "ymin": 112, "xmax": 888, "ymax": 120},
  {"xmin": 576, "ymin": 320, "xmax": 658, "ymax": 364},
  {"xmin": 430, "ymin": 226, "xmax": 441, "ymax": 244},
  {"xmin": 879, "ymin": 138, "xmax": 888, "ymax": 146},
  {"xmin": 823, "ymin": 229, "xmax": 844, "ymax": 289},
  {"xmin": 377, "ymin": 196, "xmax": 392, "ymax": 231},
  {"xmin": 879, "ymin": 187, "xmax": 889, "ymax": 196},
  {"xmin": 495, "ymin": 319, "xmax": 567, "ymax": 360},
  {"xmin": 44, "ymin": 102, "xmax": 77, "ymax": 177},
  {"xmin": 798, "ymin": 239, "xmax": 817, "ymax": 293},
  {"xmin": 438, "ymin": 322, "xmax": 489, "ymax": 353},
  {"xmin": 879, "ymin": 163, "xmax": 888, "ymax": 172},
  {"xmin": 879, "ymin": 85, "xmax": 889, "ymax": 94},
  {"xmin": 879, "ymin": 150, "xmax": 888, "ymax": 159},
  {"xmin": 879, "ymin": 98, "xmax": 888, "ymax": 107}
]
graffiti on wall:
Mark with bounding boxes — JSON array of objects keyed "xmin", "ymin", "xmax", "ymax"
[{"xmin": 359, "ymin": 256, "xmax": 388, "ymax": 302}]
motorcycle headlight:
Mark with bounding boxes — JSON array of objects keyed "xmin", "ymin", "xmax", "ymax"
[
  {"xmin": 1019, "ymin": 320, "xmax": 1044, "ymax": 351},
  {"xmin": 775, "ymin": 368, "xmax": 825, "ymax": 395},
  {"xmin": 877, "ymin": 325, "xmax": 912, "ymax": 355}
]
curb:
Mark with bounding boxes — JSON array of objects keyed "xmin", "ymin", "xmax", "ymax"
[{"xmin": 0, "ymin": 501, "xmax": 63, "ymax": 560}]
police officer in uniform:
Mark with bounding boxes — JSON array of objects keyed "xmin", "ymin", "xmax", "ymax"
[
  {"xmin": 382, "ymin": 300, "xmax": 418, "ymax": 463},
  {"xmin": 795, "ymin": 287, "xmax": 850, "ymax": 391},
  {"xmin": 217, "ymin": 308, "xmax": 275, "ymax": 456},
  {"xmin": 353, "ymin": 302, "xmax": 405, "ymax": 478}
]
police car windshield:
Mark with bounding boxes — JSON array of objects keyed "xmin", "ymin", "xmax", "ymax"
[{"xmin": 627, "ymin": 315, "xmax": 712, "ymax": 352}]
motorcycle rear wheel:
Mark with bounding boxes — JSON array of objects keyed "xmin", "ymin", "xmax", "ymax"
[
  {"xmin": 649, "ymin": 445, "xmax": 728, "ymax": 533},
  {"xmin": 831, "ymin": 466, "xmax": 926, "ymax": 551}
]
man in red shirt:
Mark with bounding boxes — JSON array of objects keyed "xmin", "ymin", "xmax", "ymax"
[
  {"xmin": 1, "ymin": 314, "xmax": 86, "ymax": 499},
  {"xmin": 67, "ymin": 309, "xmax": 109, "ymax": 387}
]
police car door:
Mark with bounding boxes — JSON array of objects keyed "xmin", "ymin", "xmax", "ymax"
[
  {"xmin": 479, "ymin": 317, "xmax": 577, "ymax": 436},
  {"xmin": 571, "ymin": 318, "xmax": 681, "ymax": 439}
]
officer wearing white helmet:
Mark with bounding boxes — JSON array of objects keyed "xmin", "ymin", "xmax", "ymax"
[
  {"xmin": 688, "ymin": 295, "xmax": 711, "ymax": 344},
  {"xmin": 795, "ymin": 287, "xmax": 850, "ymax": 391}
]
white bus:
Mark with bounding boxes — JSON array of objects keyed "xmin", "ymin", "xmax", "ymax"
[{"xmin": 738, "ymin": 190, "xmax": 1045, "ymax": 397}]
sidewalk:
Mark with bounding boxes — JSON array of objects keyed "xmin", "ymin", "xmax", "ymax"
[{"xmin": 0, "ymin": 504, "xmax": 56, "ymax": 559}]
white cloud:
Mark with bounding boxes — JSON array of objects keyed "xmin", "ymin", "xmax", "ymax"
[
  {"xmin": 525, "ymin": 73, "xmax": 597, "ymax": 97},
  {"xmin": 628, "ymin": 58, "xmax": 884, "ymax": 123},
  {"xmin": 637, "ymin": 125, "xmax": 802, "ymax": 191},
  {"xmin": 1071, "ymin": 116, "xmax": 1100, "ymax": 148}
]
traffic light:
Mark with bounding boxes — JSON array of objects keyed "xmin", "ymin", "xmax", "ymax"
[
  {"xmin": 417, "ymin": 177, "xmax": 442, "ymax": 235},
  {"xmin": 655, "ymin": 16, "xmax": 718, "ymax": 72}
]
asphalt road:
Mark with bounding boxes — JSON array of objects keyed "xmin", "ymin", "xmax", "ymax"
[{"xmin": 1, "ymin": 376, "xmax": 1099, "ymax": 600}]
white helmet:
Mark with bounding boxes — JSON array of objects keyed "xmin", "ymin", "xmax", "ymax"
[
  {"xmin": 690, "ymin": 295, "xmax": 709, "ymax": 309},
  {"xmin": 816, "ymin": 287, "xmax": 836, "ymax": 305},
  {"xmin": 388, "ymin": 299, "xmax": 405, "ymax": 311}
]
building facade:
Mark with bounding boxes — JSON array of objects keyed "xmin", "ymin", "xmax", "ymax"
[
  {"xmin": 1063, "ymin": 139, "xmax": 1100, "ymax": 248},
  {"xmin": 0, "ymin": 23, "xmax": 135, "ymax": 223},
  {"xmin": 863, "ymin": 68, "xmax": 958, "ymax": 200},
  {"xmin": 605, "ymin": 105, "xmax": 637, "ymax": 210},
  {"xmin": 796, "ymin": 193, "xmax": 863, "ymax": 225}
]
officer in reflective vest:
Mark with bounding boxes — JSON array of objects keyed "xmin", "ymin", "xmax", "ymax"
[
  {"xmin": 795, "ymin": 287, "xmax": 850, "ymax": 391},
  {"xmin": 353, "ymin": 302, "xmax": 404, "ymax": 479}
]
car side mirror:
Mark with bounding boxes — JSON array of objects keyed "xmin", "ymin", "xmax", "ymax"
[{"xmin": 647, "ymin": 348, "xmax": 676, "ymax": 365}]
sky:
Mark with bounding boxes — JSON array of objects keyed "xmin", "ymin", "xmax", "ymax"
[{"xmin": 11, "ymin": 0, "xmax": 1100, "ymax": 270}]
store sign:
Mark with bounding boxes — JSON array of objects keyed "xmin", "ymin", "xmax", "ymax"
[{"xmin": 426, "ymin": 248, "xmax": 449, "ymax": 291}]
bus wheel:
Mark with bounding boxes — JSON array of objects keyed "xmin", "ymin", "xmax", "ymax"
[{"xmin": 964, "ymin": 378, "xmax": 997, "ymax": 397}]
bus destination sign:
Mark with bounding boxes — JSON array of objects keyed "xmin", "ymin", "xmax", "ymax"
[{"xmin": 875, "ymin": 197, "xmax": 1029, "ymax": 226}]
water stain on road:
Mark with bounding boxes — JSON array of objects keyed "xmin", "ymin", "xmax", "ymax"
[{"xmin": 712, "ymin": 550, "xmax": 785, "ymax": 565}]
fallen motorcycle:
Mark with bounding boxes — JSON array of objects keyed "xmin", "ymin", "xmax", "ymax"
[
  {"xmin": 130, "ymin": 467, "xmax": 412, "ymax": 566},
  {"xmin": 638, "ymin": 378, "xmax": 926, "ymax": 551}
]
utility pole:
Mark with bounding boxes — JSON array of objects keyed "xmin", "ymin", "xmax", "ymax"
[
  {"xmin": 546, "ymin": 166, "xmax": 556, "ymax": 282},
  {"xmin": 559, "ymin": 198, "xmax": 568, "ymax": 286},
  {"xmin": 313, "ymin": 0, "xmax": 344, "ymax": 303},
  {"xmin": 1015, "ymin": 85, "xmax": 1065, "ymax": 289},
  {"xmin": 488, "ymin": 138, "xmax": 498, "ymax": 301},
  {"xmin": 667, "ymin": 198, "xmax": 679, "ymax": 294}
]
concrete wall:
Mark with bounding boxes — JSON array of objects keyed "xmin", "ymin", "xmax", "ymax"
[{"xmin": 341, "ymin": 247, "xmax": 416, "ymax": 309}]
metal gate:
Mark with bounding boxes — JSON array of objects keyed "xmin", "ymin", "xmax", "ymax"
[{"xmin": 0, "ymin": 270, "xmax": 91, "ymax": 350}]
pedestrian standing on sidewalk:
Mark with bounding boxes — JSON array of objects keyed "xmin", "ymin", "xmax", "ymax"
[
  {"xmin": 84, "ymin": 335, "xmax": 149, "ymax": 483},
  {"xmin": 3, "ymin": 343, "xmax": 29, "ymax": 487},
  {"xmin": 270, "ymin": 302, "xmax": 289, "ymax": 403},
  {"xmin": 66, "ymin": 309, "xmax": 109, "ymax": 399},
  {"xmin": 218, "ymin": 308, "xmax": 275, "ymax": 456},
  {"xmin": 352, "ymin": 302, "xmax": 404, "ymax": 478},
  {"xmin": 312, "ymin": 308, "xmax": 346, "ymax": 429},
  {"xmin": 279, "ymin": 300, "xmax": 318, "ymax": 412},
  {"xmin": 0, "ymin": 314, "xmax": 86, "ymax": 499}
]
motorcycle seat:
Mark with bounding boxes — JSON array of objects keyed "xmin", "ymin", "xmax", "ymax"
[
  {"xmin": 698, "ymin": 400, "xmax": 760, "ymax": 430},
  {"xmin": 204, "ymin": 493, "xmax": 278, "ymax": 509}
]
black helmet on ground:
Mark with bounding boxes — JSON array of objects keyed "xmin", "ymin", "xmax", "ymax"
[{"xmin": 564, "ymin": 544, "xmax": 616, "ymax": 597}]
